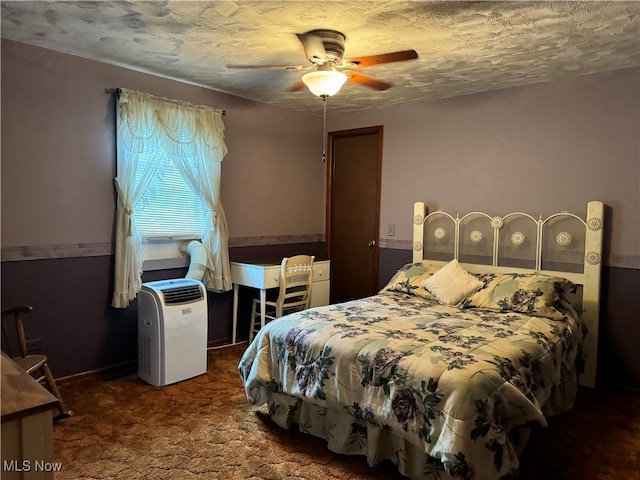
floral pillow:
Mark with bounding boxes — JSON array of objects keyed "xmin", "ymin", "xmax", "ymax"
[
  {"xmin": 380, "ymin": 262, "xmax": 440, "ymax": 299},
  {"xmin": 459, "ymin": 273, "xmax": 577, "ymax": 320}
]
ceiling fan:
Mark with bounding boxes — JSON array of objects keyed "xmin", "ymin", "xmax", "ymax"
[{"xmin": 227, "ymin": 29, "xmax": 418, "ymax": 96}]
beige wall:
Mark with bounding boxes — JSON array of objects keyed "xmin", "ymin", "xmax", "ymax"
[
  {"xmin": 3, "ymin": 40, "xmax": 637, "ymax": 270},
  {"xmin": 329, "ymin": 67, "xmax": 640, "ymax": 269},
  {"xmin": 1, "ymin": 39, "xmax": 326, "ymax": 253}
]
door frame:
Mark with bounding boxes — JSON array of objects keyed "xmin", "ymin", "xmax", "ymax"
[{"xmin": 325, "ymin": 125, "xmax": 384, "ymax": 291}]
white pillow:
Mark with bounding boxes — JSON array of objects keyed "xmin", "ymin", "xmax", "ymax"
[{"xmin": 422, "ymin": 259, "xmax": 483, "ymax": 305}]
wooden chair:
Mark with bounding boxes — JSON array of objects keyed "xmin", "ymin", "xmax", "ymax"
[
  {"xmin": 249, "ymin": 255, "xmax": 315, "ymax": 342},
  {"xmin": 1, "ymin": 305, "xmax": 72, "ymax": 420}
]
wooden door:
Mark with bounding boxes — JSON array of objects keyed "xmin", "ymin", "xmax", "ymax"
[{"xmin": 326, "ymin": 126, "xmax": 382, "ymax": 303}]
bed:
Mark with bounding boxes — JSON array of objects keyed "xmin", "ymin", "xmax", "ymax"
[{"xmin": 238, "ymin": 200, "xmax": 604, "ymax": 480}]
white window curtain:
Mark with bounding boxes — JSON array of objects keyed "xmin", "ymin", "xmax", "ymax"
[{"xmin": 112, "ymin": 88, "xmax": 230, "ymax": 308}]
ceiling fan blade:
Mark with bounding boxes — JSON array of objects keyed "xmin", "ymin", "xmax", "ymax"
[
  {"xmin": 345, "ymin": 71, "xmax": 393, "ymax": 91},
  {"xmin": 345, "ymin": 49, "xmax": 418, "ymax": 67},
  {"xmin": 296, "ymin": 32, "xmax": 326, "ymax": 63},
  {"xmin": 288, "ymin": 80, "xmax": 306, "ymax": 92},
  {"xmin": 226, "ymin": 64, "xmax": 303, "ymax": 70}
]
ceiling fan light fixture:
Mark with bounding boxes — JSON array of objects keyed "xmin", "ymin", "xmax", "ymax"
[{"xmin": 302, "ymin": 70, "xmax": 348, "ymax": 97}]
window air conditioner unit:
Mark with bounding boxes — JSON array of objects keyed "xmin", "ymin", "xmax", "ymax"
[{"xmin": 138, "ymin": 278, "xmax": 208, "ymax": 386}]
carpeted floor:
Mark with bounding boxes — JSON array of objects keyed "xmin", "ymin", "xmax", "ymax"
[{"xmin": 53, "ymin": 344, "xmax": 640, "ymax": 480}]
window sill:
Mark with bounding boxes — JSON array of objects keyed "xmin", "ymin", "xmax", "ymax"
[{"xmin": 142, "ymin": 257, "xmax": 189, "ymax": 271}]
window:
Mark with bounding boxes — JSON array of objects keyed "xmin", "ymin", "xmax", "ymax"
[
  {"xmin": 112, "ymin": 88, "xmax": 230, "ymax": 308},
  {"xmin": 134, "ymin": 156, "xmax": 205, "ymax": 240},
  {"xmin": 131, "ymin": 126, "xmax": 206, "ymax": 262}
]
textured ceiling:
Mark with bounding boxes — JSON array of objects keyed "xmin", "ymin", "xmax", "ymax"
[{"xmin": 1, "ymin": 1, "xmax": 639, "ymax": 114}]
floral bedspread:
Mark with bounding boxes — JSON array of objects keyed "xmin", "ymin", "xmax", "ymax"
[{"xmin": 238, "ymin": 292, "xmax": 584, "ymax": 480}]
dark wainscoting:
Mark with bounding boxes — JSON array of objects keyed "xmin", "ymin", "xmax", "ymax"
[
  {"xmin": 2, "ymin": 255, "xmax": 138, "ymax": 379},
  {"xmin": 0, "ymin": 242, "xmax": 325, "ymax": 379},
  {"xmin": 1, "ymin": 243, "xmax": 637, "ymax": 391},
  {"xmin": 598, "ymin": 266, "xmax": 640, "ymax": 391}
]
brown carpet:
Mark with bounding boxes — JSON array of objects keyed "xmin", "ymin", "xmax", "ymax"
[{"xmin": 53, "ymin": 344, "xmax": 640, "ymax": 480}]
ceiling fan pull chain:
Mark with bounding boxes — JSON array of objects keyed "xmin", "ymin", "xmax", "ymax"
[{"xmin": 322, "ymin": 96, "xmax": 327, "ymax": 163}]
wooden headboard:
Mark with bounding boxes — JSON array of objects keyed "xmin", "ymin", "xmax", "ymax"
[{"xmin": 412, "ymin": 201, "xmax": 604, "ymax": 388}]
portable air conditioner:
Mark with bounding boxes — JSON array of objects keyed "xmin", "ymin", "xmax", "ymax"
[{"xmin": 138, "ymin": 278, "xmax": 207, "ymax": 386}]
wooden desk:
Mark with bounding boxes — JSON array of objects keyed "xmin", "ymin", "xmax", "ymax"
[
  {"xmin": 1, "ymin": 353, "xmax": 59, "ymax": 480},
  {"xmin": 230, "ymin": 259, "xmax": 330, "ymax": 344}
]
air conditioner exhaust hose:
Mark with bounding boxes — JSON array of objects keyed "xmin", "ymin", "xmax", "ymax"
[{"xmin": 181, "ymin": 240, "xmax": 208, "ymax": 281}]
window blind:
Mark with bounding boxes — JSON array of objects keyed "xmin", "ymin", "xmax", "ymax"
[{"xmin": 134, "ymin": 157, "xmax": 205, "ymax": 239}]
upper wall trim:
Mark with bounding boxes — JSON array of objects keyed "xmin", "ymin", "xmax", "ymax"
[
  {"xmin": 379, "ymin": 239, "xmax": 639, "ymax": 269},
  {"xmin": 1, "ymin": 243, "xmax": 114, "ymax": 262},
  {"xmin": 3, "ymin": 237, "xmax": 636, "ymax": 269},
  {"xmin": 1, "ymin": 234, "xmax": 325, "ymax": 262},
  {"xmin": 229, "ymin": 234, "xmax": 324, "ymax": 247}
]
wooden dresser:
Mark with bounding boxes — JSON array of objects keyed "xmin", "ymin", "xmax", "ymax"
[{"xmin": 1, "ymin": 353, "xmax": 59, "ymax": 479}]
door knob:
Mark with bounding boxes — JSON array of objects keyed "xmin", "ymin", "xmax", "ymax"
[{"xmin": 368, "ymin": 240, "xmax": 376, "ymax": 247}]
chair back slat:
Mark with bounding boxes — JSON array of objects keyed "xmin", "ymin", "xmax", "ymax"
[
  {"xmin": 276, "ymin": 255, "xmax": 315, "ymax": 316},
  {"xmin": 1, "ymin": 316, "xmax": 15, "ymax": 358},
  {"xmin": 2, "ymin": 305, "xmax": 33, "ymax": 358}
]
